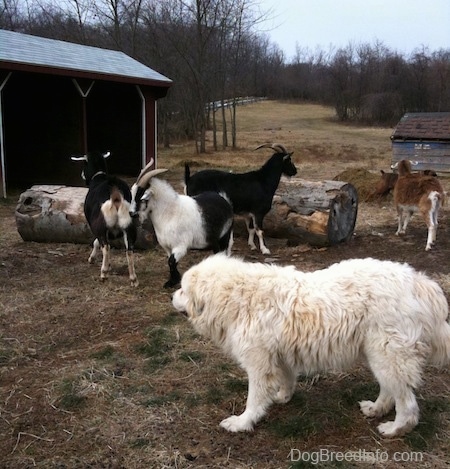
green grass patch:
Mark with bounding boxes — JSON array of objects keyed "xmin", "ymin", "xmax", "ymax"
[
  {"xmin": 57, "ymin": 378, "xmax": 87, "ymax": 411},
  {"xmin": 160, "ymin": 311, "xmax": 183, "ymax": 326},
  {"xmin": 130, "ymin": 438, "xmax": 151, "ymax": 448},
  {"xmin": 136, "ymin": 327, "xmax": 174, "ymax": 372},
  {"xmin": 404, "ymin": 397, "xmax": 450, "ymax": 451},
  {"xmin": 89, "ymin": 345, "xmax": 116, "ymax": 360},
  {"xmin": 179, "ymin": 350, "xmax": 204, "ymax": 362},
  {"xmin": 224, "ymin": 377, "xmax": 247, "ymax": 393},
  {"xmin": 143, "ymin": 390, "xmax": 182, "ymax": 407},
  {"xmin": 340, "ymin": 382, "xmax": 379, "ymax": 407},
  {"xmin": 204, "ymin": 385, "xmax": 227, "ymax": 405}
]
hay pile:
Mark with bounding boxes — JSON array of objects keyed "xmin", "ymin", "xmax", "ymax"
[{"xmin": 333, "ymin": 168, "xmax": 382, "ymax": 202}]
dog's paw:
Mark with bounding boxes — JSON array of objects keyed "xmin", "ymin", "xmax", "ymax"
[
  {"xmin": 377, "ymin": 421, "xmax": 403, "ymax": 438},
  {"xmin": 274, "ymin": 389, "xmax": 294, "ymax": 404},
  {"xmin": 359, "ymin": 400, "xmax": 379, "ymax": 418},
  {"xmin": 220, "ymin": 415, "xmax": 254, "ymax": 432}
]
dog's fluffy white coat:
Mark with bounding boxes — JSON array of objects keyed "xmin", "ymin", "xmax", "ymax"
[{"xmin": 172, "ymin": 254, "xmax": 450, "ymax": 436}]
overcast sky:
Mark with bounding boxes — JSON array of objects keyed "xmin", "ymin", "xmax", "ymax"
[{"xmin": 258, "ymin": 0, "xmax": 450, "ymax": 59}]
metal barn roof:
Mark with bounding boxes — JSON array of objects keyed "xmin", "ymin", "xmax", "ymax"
[
  {"xmin": 391, "ymin": 112, "xmax": 450, "ymax": 141},
  {"xmin": 0, "ymin": 29, "xmax": 172, "ymax": 87}
]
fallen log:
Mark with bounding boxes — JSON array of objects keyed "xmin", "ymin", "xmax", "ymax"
[
  {"xmin": 15, "ymin": 179, "xmax": 358, "ymax": 250},
  {"xmin": 263, "ymin": 178, "xmax": 358, "ymax": 247},
  {"xmin": 15, "ymin": 185, "xmax": 156, "ymax": 249}
]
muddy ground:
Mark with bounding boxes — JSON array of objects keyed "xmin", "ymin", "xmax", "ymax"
[{"xmin": 0, "ymin": 163, "xmax": 449, "ymax": 468}]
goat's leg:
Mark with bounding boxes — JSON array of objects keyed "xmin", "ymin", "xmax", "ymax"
[
  {"xmin": 100, "ymin": 244, "xmax": 110, "ymax": 281},
  {"xmin": 164, "ymin": 250, "xmax": 184, "ymax": 288},
  {"xmin": 244, "ymin": 216, "xmax": 258, "ymax": 251},
  {"xmin": 88, "ymin": 238, "xmax": 101, "ymax": 263},
  {"xmin": 254, "ymin": 214, "xmax": 270, "ymax": 255},
  {"xmin": 255, "ymin": 227, "xmax": 270, "ymax": 255},
  {"xmin": 123, "ymin": 233, "xmax": 139, "ymax": 287}
]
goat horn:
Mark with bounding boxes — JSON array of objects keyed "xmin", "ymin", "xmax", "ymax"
[
  {"xmin": 136, "ymin": 158, "xmax": 155, "ymax": 184},
  {"xmin": 254, "ymin": 143, "xmax": 290, "ymax": 154},
  {"xmin": 136, "ymin": 168, "xmax": 168, "ymax": 188},
  {"xmin": 71, "ymin": 155, "xmax": 88, "ymax": 161}
]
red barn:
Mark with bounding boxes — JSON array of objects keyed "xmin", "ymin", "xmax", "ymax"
[{"xmin": 0, "ymin": 29, "xmax": 172, "ymax": 196}]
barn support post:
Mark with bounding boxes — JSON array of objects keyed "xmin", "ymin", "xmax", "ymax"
[
  {"xmin": 72, "ymin": 79, "xmax": 95, "ymax": 154},
  {"xmin": 0, "ymin": 72, "xmax": 12, "ymax": 198},
  {"xmin": 136, "ymin": 85, "xmax": 157, "ymax": 169},
  {"xmin": 136, "ymin": 85, "xmax": 147, "ymax": 169}
]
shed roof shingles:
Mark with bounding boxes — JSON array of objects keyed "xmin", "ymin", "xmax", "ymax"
[
  {"xmin": 391, "ymin": 112, "xmax": 450, "ymax": 141},
  {"xmin": 0, "ymin": 29, "xmax": 171, "ymax": 85}
]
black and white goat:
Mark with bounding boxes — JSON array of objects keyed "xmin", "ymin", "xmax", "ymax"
[
  {"xmin": 130, "ymin": 163, "xmax": 234, "ymax": 288},
  {"xmin": 71, "ymin": 151, "xmax": 139, "ymax": 286},
  {"xmin": 184, "ymin": 143, "xmax": 297, "ymax": 254},
  {"xmin": 392, "ymin": 159, "xmax": 445, "ymax": 251}
]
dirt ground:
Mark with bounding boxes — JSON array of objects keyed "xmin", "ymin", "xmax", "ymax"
[{"xmin": 1, "ymin": 103, "xmax": 449, "ymax": 468}]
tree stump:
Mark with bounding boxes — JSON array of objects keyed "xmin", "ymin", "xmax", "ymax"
[
  {"xmin": 15, "ymin": 185, "xmax": 156, "ymax": 249},
  {"xmin": 263, "ymin": 178, "xmax": 358, "ymax": 247}
]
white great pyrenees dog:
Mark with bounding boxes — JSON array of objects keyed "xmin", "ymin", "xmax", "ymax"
[{"xmin": 172, "ymin": 254, "xmax": 450, "ymax": 437}]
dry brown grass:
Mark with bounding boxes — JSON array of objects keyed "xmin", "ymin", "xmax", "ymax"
[{"xmin": 1, "ymin": 101, "xmax": 449, "ymax": 468}]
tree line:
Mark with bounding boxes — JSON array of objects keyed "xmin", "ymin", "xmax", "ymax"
[{"xmin": 1, "ymin": 0, "xmax": 449, "ymax": 152}]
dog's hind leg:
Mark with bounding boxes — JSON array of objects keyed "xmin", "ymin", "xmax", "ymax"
[
  {"xmin": 273, "ymin": 363, "xmax": 297, "ymax": 404},
  {"xmin": 362, "ymin": 334, "xmax": 425, "ymax": 437},
  {"xmin": 377, "ymin": 388, "xmax": 419, "ymax": 437},
  {"xmin": 360, "ymin": 386, "xmax": 394, "ymax": 419}
]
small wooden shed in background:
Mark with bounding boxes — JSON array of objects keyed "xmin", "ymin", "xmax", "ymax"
[{"xmin": 391, "ymin": 112, "xmax": 450, "ymax": 173}]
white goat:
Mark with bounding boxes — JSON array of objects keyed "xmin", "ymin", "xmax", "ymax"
[
  {"xmin": 392, "ymin": 159, "xmax": 445, "ymax": 251},
  {"xmin": 130, "ymin": 164, "xmax": 234, "ymax": 288}
]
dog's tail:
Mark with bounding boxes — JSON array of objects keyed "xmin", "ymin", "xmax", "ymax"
[{"xmin": 426, "ymin": 282, "xmax": 450, "ymax": 366}]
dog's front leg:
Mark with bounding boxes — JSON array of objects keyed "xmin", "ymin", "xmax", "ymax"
[{"xmin": 220, "ymin": 371, "xmax": 272, "ymax": 432}]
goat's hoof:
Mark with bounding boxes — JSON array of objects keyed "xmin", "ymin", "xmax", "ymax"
[
  {"xmin": 164, "ymin": 279, "xmax": 179, "ymax": 289},
  {"xmin": 130, "ymin": 278, "xmax": 139, "ymax": 287}
]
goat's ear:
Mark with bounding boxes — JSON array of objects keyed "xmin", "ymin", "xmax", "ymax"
[
  {"xmin": 141, "ymin": 188, "xmax": 153, "ymax": 201},
  {"xmin": 283, "ymin": 152, "xmax": 294, "ymax": 160},
  {"xmin": 102, "ymin": 151, "xmax": 111, "ymax": 159}
]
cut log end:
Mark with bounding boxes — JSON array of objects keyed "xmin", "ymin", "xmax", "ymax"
[{"xmin": 264, "ymin": 179, "xmax": 358, "ymax": 247}]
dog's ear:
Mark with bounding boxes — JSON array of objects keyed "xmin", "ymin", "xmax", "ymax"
[
  {"xmin": 185, "ymin": 270, "xmax": 205, "ymax": 316},
  {"xmin": 188, "ymin": 289, "xmax": 205, "ymax": 316}
]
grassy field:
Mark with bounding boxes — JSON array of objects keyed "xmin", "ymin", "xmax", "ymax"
[
  {"xmin": 158, "ymin": 101, "xmax": 392, "ymax": 181},
  {"xmin": 0, "ymin": 101, "xmax": 449, "ymax": 468}
]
